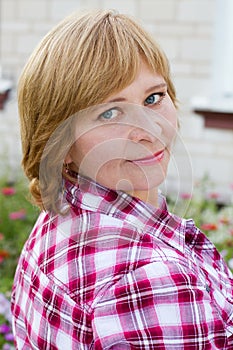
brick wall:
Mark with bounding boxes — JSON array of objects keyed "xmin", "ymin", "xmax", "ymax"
[{"xmin": 0, "ymin": 0, "xmax": 232, "ymax": 199}]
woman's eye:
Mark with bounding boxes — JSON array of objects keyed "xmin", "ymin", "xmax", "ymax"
[
  {"xmin": 144, "ymin": 93, "xmax": 165, "ymax": 106},
  {"xmin": 99, "ymin": 108, "xmax": 120, "ymax": 120}
]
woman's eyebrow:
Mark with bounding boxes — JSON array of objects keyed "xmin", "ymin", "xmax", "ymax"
[
  {"xmin": 107, "ymin": 97, "xmax": 126, "ymax": 103},
  {"xmin": 107, "ymin": 83, "xmax": 168, "ymax": 103},
  {"xmin": 145, "ymin": 83, "xmax": 167, "ymax": 94}
]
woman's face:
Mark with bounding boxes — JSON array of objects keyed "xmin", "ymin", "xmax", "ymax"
[{"xmin": 66, "ymin": 60, "xmax": 178, "ymax": 196}]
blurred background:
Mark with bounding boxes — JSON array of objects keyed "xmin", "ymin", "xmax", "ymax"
[
  {"xmin": 0, "ymin": 0, "xmax": 232, "ymax": 199},
  {"xmin": 0, "ymin": 2, "xmax": 233, "ymax": 347}
]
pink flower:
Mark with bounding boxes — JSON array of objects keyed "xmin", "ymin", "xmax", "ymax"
[
  {"xmin": 201, "ymin": 223, "xmax": 218, "ymax": 231},
  {"xmin": 3, "ymin": 344, "xmax": 12, "ymax": 350},
  {"xmin": 0, "ymin": 324, "xmax": 10, "ymax": 334},
  {"xmin": 4, "ymin": 332, "xmax": 14, "ymax": 342},
  {"xmin": 0, "ymin": 233, "xmax": 4, "ymax": 241},
  {"xmin": 219, "ymin": 217, "xmax": 230, "ymax": 225},
  {"xmin": 180, "ymin": 193, "xmax": 192, "ymax": 200},
  {"xmin": 9, "ymin": 209, "xmax": 26, "ymax": 220},
  {"xmin": 1, "ymin": 187, "xmax": 16, "ymax": 196},
  {"xmin": 207, "ymin": 192, "xmax": 220, "ymax": 200}
]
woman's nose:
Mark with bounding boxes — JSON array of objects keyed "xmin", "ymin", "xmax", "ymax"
[
  {"xmin": 127, "ymin": 106, "xmax": 163, "ymax": 143},
  {"xmin": 128, "ymin": 126, "xmax": 158, "ymax": 143}
]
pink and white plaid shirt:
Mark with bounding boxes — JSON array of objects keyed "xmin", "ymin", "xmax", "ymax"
[{"xmin": 11, "ymin": 176, "xmax": 233, "ymax": 349}]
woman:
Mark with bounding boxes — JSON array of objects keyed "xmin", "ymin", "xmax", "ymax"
[{"xmin": 11, "ymin": 10, "xmax": 233, "ymax": 349}]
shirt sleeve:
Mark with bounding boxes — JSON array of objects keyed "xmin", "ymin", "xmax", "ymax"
[{"xmin": 92, "ymin": 260, "xmax": 229, "ymax": 349}]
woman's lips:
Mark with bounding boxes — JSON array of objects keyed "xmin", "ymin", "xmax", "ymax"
[{"xmin": 131, "ymin": 150, "xmax": 165, "ymax": 166}]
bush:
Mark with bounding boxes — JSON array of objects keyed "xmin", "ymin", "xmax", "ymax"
[
  {"xmin": 167, "ymin": 175, "xmax": 233, "ymax": 269},
  {"xmin": 0, "ymin": 175, "xmax": 38, "ymax": 348}
]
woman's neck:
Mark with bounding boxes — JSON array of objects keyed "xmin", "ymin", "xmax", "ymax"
[{"xmin": 127, "ymin": 188, "xmax": 159, "ymax": 208}]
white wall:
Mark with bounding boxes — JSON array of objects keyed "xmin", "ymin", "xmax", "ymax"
[{"xmin": 0, "ymin": 0, "xmax": 232, "ymax": 200}]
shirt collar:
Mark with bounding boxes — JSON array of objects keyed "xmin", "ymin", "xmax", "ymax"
[{"xmin": 63, "ymin": 174, "xmax": 185, "ymax": 254}]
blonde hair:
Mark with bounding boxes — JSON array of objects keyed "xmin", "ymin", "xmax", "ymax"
[{"xmin": 18, "ymin": 9, "xmax": 177, "ymax": 213}]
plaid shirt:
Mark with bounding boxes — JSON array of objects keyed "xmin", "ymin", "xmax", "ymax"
[{"xmin": 11, "ymin": 176, "xmax": 233, "ymax": 349}]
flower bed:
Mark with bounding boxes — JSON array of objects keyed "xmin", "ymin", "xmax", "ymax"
[
  {"xmin": 167, "ymin": 175, "xmax": 233, "ymax": 268},
  {"xmin": 0, "ymin": 176, "xmax": 38, "ymax": 348}
]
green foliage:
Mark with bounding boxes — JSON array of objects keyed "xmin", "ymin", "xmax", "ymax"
[
  {"xmin": 0, "ymin": 177, "xmax": 38, "ymax": 293},
  {"xmin": 0, "ymin": 175, "xmax": 38, "ymax": 348},
  {"xmin": 167, "ymin": 174, "xmax": 233, "ymax": 270}
]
